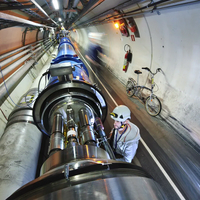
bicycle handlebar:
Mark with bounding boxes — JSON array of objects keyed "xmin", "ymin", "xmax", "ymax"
[{"xmin": 142, "ymin": 67, "xmax": 162, "ymax": 75}]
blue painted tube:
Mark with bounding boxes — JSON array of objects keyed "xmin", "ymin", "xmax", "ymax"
[
  {"xmin": 48, "ymin": 37, "xmax": 91, "ymax": 86},
  {"xmin": 57, "ymin": 42, "xmax": 76, "ymax": 57}
]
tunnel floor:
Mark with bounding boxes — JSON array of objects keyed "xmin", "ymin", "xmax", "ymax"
[{"xmin": 71, "ymin": 43, "xmax": 200, "ymax": 200}]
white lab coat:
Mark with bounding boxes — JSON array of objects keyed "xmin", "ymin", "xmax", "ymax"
[{"xmin": 112, "ymin": 121, "xmax": 140, "ymax": 163}]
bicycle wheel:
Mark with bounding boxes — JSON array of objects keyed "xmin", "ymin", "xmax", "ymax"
[
  {"xmin": 145, "ymin": 95, "xmax": 162, "ymax": 116},
  {"xmin": 126, "ymin": 79, "xmax": 136, "ymax": 97}
]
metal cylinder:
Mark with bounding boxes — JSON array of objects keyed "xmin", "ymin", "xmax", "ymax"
[
  {"xmin": 2, "ymin": 53, "xmax": 32, "ymax": 77},
  {"xmin": 6, "ymin": 88, "xmax": 38, "ymax": 128},
  {"xmin": 79, "ymin": 108, "xmax": 96, "ymax": 145},
  {"xmin": 79, "ymin": 108, "xmax": 90, "ymax": 126},
  {"xmin": 0, "ymin": 88, "xmax": 42, "ymax": 200},
  {"xmin": 0, "ymin": 49, "xmax": 31, "ymax": 67},
  {"xmin": 0, "ymin": 123, "xmax": 42, "ymax": 200},
  {"xmin": 66, "ymin": 106, "xmax": 78, "ymax": 145},
  {"xmin": 66, "ymin": 105, "xmax": 75, "ymax": 129},
  {"xmin": 52, "ymin": 113, "xmax": 64, "ymax": 134},
  {"xmin": 57, "ymin": 41, "xmax": 76, "ymax": 57},
  {"xmin": 49, "ymin": 132, "xmax": 64, "ymax": 154},
  {"xmin": 0, "ymin": 41, "xmax": 55, "ymax": 103},
  {"xmin": 49, "ymin": 113, "xmax": 64, "ymax": 154},
  {"xmin": 0, "ymin": 39, "xmax": 43, "ymax": 60}
]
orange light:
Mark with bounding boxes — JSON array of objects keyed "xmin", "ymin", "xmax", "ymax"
[{"xmin": 114, "ymin": 22, "xmax": 119, "ymax": 29}]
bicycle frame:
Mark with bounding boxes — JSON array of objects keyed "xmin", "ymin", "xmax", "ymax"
[
  {"xmin": 126, "ymin": 67, "xmax": 162, "ymax": 116},
  {"xmin": 133, "ymin": 73, "xmax": 155, "ymax": 98}
]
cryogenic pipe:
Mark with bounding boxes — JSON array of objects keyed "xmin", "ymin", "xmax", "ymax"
[
  {"xmin": 1, "ymin": 53, "xmax": 32, "ymax": 77},
  {"xmin": 0, "ymin": 49, "xmax": 31, "ymax": 67},
  {"xmin": 0, "ymin": 88, "xmax": 42, "ymax": 200},
  {"xmin": 31, "ymin": 42, "xmax": 42, "ymax": 50},
  {"xmin": 0, "ymin": 41, "xmax": 55, "ymax": 102},
  {"xmin": 1, "ymin": 46, "xmax": 43, "ymax": 78},
  {"xmin": 79, "ymin": 108, "xmax": 96, "ymax": 145},
  {"xmin": 0, "ymin": 39, "xmax": 44, "ymax": 60},
  {"xmin": 49, "ymin": 113, "xmax": 65, "ymax": 155}
]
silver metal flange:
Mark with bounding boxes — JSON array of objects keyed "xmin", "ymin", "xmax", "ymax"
[{"xmin": 33, "ymin": 81, "xmax": 107, "ymax": 135}]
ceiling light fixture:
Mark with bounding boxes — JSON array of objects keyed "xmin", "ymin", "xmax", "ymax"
[
  {"xmin": 58, "ymin": 18, "xmax": 62, "ymax": 21},
  {"xmin": 114, "ymin": 22, "xmax": 119, "ymax": 29},
  {"xmin": 52, "ymin": 0, "xmax": 59, "ymax": 10}
]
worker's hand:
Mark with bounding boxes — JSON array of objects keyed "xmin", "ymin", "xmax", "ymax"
[{"xmin": 95, "ymin": 117, "xmax": 104, "ymax": 130}]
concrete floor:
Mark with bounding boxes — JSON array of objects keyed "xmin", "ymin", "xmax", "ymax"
[{"xmin": 73, "ymin": 45, "xmax": 200, "ymax": 200}]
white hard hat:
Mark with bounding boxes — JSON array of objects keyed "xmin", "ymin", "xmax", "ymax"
[{"xmin": 110, "ymin": 105, "xmax": 131, "ymax": 122}]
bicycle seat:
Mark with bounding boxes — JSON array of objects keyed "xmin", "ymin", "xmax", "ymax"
[{"xmin": 134, "ymin": 70, "xmax": 142, "ymax": 74}]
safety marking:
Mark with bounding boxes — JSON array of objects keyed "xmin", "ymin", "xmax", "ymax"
[{"xmin": 75, "ymin": 47, "xmax": 186, "ymax": 200}]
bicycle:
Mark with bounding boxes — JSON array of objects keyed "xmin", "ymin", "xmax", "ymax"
[{"xmin": 126, "ymin": 67, "xmax": 162, "ymax": 116}]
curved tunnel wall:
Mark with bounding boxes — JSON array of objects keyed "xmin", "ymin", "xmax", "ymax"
[
  {"xmin": 0, "ymin": 27, "xmax": 25, "ymax": 55},
  {"xmin": 70, "ymin": 3, "xmax": 200, "ymax": 146},
  {"xmin": 0, "ymin": 27, "xmax": 55, "ymax": 138}
]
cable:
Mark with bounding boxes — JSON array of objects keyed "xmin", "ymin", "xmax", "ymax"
[
  {"xmin": 38, "ymin": 71, "xmax": 49, "ymax": 94},
  {"xmin": 0, "ymin": 66, "xmax": 24, "ymax": 108},
  {"xmin": 0, "ymin": 107, "xmax": 8, "ymax": 121}
]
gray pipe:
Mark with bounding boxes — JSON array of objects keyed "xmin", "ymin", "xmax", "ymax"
[
  {"xmin": 0, "ymin": 49, "xmax": 31, "ymax": 67},
  {"xmin": 64, "ymin": 0, "xmax": 69, "ymax": 8},
  {"xmin": 0, "ymin": 121, "xmax": 42, "ymax": 200},
  {"xmin": 69, "ymin": 0, "xmax": 79, "ymax": 18},
  {"xmin": 0, "ymin": 42, "xmax": 55, "ymax": 102},
  {"xmin": 1, "ymin": 53, "xmax": 31, "ymax": 77},
  {"xmin": 1, "ymin": 46, "xmax": 42, "ymax": 77},
  {"xmin": 32, "ymin": 43, "xmax": 42, "ymax": 50},
  {"xmin": 0, "ymin": 89, "xmax": 42, "ymax": 200},
  {"xmin": 0, "ymin": 42, "xmax": 56, "ymax": 199},
  {"xmin": 0, "ymin": 39, "xmax": 45, "ymax": 60}
]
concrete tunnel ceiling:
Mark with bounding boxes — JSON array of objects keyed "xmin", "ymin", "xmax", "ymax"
[{"xmin": 0, "ymin": 0, "xmax": 195, "ymax": 30}]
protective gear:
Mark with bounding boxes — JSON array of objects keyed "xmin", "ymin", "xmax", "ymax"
[
  {"xmin": 112, "ymin": 122, "xmax": 140, "ymax": 163},
  {"xmin": 110, "ymin": 105, "xmax": 131, "ymax": 122}
]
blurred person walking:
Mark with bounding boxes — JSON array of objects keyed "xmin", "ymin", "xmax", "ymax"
[{"xmin": 85, "ymin": 32, "xmax": 104, "ymax": 67}]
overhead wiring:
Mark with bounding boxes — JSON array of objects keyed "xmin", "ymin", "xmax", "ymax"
[{"xmin": 38, "ymin": 70, "xmax": 50, "ymax": 94}]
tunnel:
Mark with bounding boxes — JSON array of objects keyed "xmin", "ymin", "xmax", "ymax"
[{"xmin": 0, "ymin": 1, "xmax": 200, "ymax": 200}]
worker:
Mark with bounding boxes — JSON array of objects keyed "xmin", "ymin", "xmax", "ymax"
[
  {"xmin": 109, "ymin": 105, "xmax": 140, "ymax": 163},
  {"xmin": 85, "ymin": 32, "xmax": 104, "ymax": 67}
]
